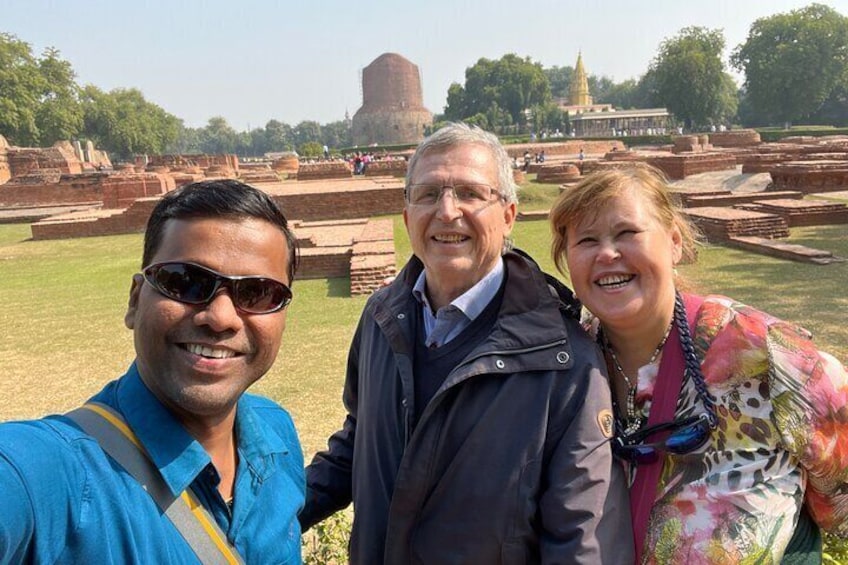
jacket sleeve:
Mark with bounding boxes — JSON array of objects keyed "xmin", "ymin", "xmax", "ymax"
[
  {"xmin": 766, "ymin": 319, "xmax": 848, "ymax": 537},
  {"xmin": 540, "ymin": 342, "xmax": 635, "ymax": 564},
  {"xmin": 299, "ymin": 319, "xmax": 363, "ymax": 531}
]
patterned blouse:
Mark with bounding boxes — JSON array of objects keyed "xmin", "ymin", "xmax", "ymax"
[{"xmin": 601, "ymin": 294, "xmax": 848, "ymax": 563}]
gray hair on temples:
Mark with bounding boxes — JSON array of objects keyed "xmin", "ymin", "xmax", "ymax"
[{"xmin": 405, "ymin": 122, "xmax": 519, "ymax": 205}]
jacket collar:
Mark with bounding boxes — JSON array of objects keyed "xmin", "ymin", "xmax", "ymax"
[{"xmin": 376, "ymin": 250, "xmax": 578, "ymax": 352}]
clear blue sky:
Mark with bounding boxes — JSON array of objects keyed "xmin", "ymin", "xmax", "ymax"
[{"xmin": 4, "ymin": 0, "xmax": 845, "ymax": 130}]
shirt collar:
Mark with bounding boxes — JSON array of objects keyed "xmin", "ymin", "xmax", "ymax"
[
  {"xmin": 412, "ymin": 258, "xmax": 504, "ymax": 320},
  {"xmin": 115, "ymin": 363, "xmax": 289, "ymax": 496}
]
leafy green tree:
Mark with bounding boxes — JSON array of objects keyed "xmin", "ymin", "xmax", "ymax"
[
  {"xmin": 808, "ymin": 83, "xmax": 848, "ymax": 126},
  {"xmin": 245, "ymin": 127, "xmax": 266, "ymax": 156},
  {"xmin": 0, "ymin": 34, "xmax": 82, "ymax": 146},
  {"xmin": 0, "ymin": 33, "xmax": 40, "ymax": 144},
  {"xmin": 298, "ymin": 141, "xmax": 324, "ymax": 158},
  {"xmin": 731, "ymin": 3, "xmax": 848, "ymax": 127},
  {"xmin": 443, "ymin": 54, "xmax": 550, "ymax": 130},
  {"xmin": 81, "ymin": 86, "xmax": 181, "ymax": 159},
  {"xmin": 650, "ymin": 27, "xmax": 738, "ymax": 129},
  {"xmin": 588, "ymin": 75, "xmax": 616, "ymax": 104},
  {"xmin": 34, "ymin": 47, "xmax": 83, "ymax": 144},
  {"xmin": 321, "ymin": 119, "xmax": 352, "ymax": 149},
  {"xmin": 530, "ymin": 101, "xmax": 568, "ymax": 133},
  {"xmin": 602, "ymin": 78, "xmax": 641, "ymax": 109},
  {"xmin": 265, "ymin": 119, "xmax": 294, "ymax": 152},
  {"xmin": 168, "ymin": 124, "xmax": 203, "ymax": 154},
  {"xmin": 544, "ymin": 66, "xmax": 573, "ymax": 98},
  {"xmin": 199, "ymin": 116, "xmax": 241, "ymax": 154},
  {"xmin": 293, "ymin": 120, "xmax": 322, "ymax": 146}
]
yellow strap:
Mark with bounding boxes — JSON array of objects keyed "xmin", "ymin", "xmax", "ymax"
[
  {"xmin": 80, "ymin": 402, "xmax": 241, "ymax": 564},
  {"xmin": 181, "ymin": 490, "xmax": 242, "ymax": 565},
  {"xmin": 82, "ymin": 403, "xmax": 144, "ymax": 450}
]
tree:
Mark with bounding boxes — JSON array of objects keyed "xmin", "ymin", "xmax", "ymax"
[
  {"xmin": 81, "ymin": 86, "xmax": 181, "ymax": 159},
  {"xmin": 443, "ymin": 54, "xmax": 551, "ymax": 131},
  {"xmin": 265, "ymin": 119, "xmax": 294, "ymax": 152},
  {"xmin": 293, "ymin": 120, "xmax": 321, "ymax": 147},
  {"xmin": 0, "ymin": 34, "xmax": 82, "ymax": 146},
  {"xmin": 321, "ymin": 119, "xmax": 352, "ymax": 150},
  {"xmin": 34, "ymin": 47, "xmax": 83, "ymax": 144},
  {"xmin": 588, "ymin": 75, "xmax": 616, "ymax": 104},
  {"xmin": 650, "ymin": 27, "xmax": 738, "ymax": 129},
  {"xmin": 544, "ymin": 66, "xmax": 573, "ymax": 98},
  {"xmin": 199, "ymin": 116, "xmax": 240, "ymax": 154},
  {"xmin": 731, "ymin": 3, "xmax": 848, "ymax": 127}
]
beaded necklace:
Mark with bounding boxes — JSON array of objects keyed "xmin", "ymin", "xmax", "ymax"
[{"xmin": 602, "ymin": 321, "xmax": 673, "ymax": 435}]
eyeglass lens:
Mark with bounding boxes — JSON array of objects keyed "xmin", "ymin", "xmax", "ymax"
[
  {"xmin": 144, "ymin": 262, "xmax": 292, "ymax": 314},
  {"xmin": 407, "ymin": 184, "xmax": 497, "ymax": 206}
]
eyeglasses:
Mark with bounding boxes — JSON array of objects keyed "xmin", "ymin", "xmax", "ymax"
[
  {"xmin": 405, "ymin": 183, "xmax": 503, "ymax": 208},
  {"xmin": 612, "ymin": 413, "xmax": 712, "ymax": 464},
  {"xmin": 143, "ymin": 261, "xmax": 293, "ymax": 314}
]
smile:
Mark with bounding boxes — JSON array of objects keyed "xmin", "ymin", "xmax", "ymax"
[
  {"xmin": 596, "ymin": 274, "xmax": 635, "ymax": 288},
  {"xmin": 433, "ymin": 234, "xmax": 469, "ymax": 243},
  {"xmin": 183, "ymin": 343, "xmax": 237, "ymax": 359}
]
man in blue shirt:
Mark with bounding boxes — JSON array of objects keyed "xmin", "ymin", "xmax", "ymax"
[{"xmin": 0, "ymin": 180, "xmax": 305, "ymax": 563}]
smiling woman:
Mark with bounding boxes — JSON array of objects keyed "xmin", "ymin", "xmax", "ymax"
[{"xmin": 550, "ymin": 166, "xmax": 848, "ymax": 564}]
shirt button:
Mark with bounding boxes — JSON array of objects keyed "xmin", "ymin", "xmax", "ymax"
[
  {"xmin": 397, "ymin": 313, "xmax": 405, "ymax": 320},
  {"xmin": 556, "ymin": 351, "xmax": 570, "ymax": 364},
  {"xmin": 495, "ymin": 359, "xmax": 505, "ymax": 369}
]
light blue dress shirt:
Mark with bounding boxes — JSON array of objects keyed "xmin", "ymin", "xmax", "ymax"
[{"xmin": 412, "ymin": 258, "xmax": 505, "ymax": 348}]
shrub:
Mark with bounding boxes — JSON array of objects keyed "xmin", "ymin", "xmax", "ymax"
[{"xmin": 302, "ymin": 511, "xmax": 352, "ymax": 565}]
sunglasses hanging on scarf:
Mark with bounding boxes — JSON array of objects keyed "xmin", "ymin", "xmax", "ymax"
[{"xmin": 606, "ymin": 292, "xmax": 719, "ymax": 465}]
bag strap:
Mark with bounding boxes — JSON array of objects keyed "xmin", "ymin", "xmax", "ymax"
[
  {"xmin": 629, "ymin": 294, "xmax": 703, "ymax": 563},
  {"xmin": 65, "ymin": 402, "xmax": 245, "ymax": 565}
]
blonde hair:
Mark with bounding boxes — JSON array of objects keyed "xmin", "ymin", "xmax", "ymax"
[{"xmin": 550, "ymin": 165, "xmax": 701, "ymax": 275}]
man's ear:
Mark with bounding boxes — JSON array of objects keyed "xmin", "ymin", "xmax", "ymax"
[{"xmin": 124, "ymin": 274, "xmax": 144, "ymax": 330}]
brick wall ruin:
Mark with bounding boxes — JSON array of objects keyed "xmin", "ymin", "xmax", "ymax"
[{"xmin": 352, "ymin": 53, "xmax": 433, "ymax": 145}]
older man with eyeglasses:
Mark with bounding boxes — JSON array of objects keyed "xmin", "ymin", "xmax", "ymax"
[
  {"xmin": 301, "ymin": 123, "xmax": 633, "ymax": 564},
  {"xmin": 0, "ymin": 180, "xmax": 304, "ymax": 563}
]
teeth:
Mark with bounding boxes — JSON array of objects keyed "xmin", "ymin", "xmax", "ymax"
[
  {"xmin": 186, "ymin": 344, "xmax": 235, "ymax": 359},
  {"xmin": 434, "ymin": 234, "xmax": 466, "ymax": 243},
  {"xmin": 597, "ymin": 274, "xmax": 633, "ymax": 288}
]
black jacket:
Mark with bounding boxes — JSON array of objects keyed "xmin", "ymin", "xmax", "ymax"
[{"xmin": 301, "ymin": 251, "xmax": 633, "ymax": 564}]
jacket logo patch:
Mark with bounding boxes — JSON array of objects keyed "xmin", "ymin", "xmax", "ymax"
[{"xmin": 598, "ymin": 409, "xmax": 614, "ymax": 438}]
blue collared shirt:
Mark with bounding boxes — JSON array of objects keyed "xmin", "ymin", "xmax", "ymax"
[
  {"xmin": 0, "ymin": 363, "xmax": 304, "ymax": 564},
  {"xmin": 412, "ymin": 259, "xmax": 505, "ymax": 348}
]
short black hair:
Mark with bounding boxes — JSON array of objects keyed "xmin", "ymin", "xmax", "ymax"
[{"xmin": 142, "ymin": 180, "xmax": 299, "ymax": 282}]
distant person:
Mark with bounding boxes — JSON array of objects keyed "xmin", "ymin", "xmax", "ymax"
[
  {"xmin": 578, "ymin": 147, "xmax": 585, "ymax": 174},
  {"xmin": 0, "ymin": 180, "xmax": 305, "ymax": 563},
  {"xmin": 323, "ymin": 144, "xmax": 330, "ymax": 159},
  {"xmin": 550, "ymin": 166, "xmax": 848, "ymax": 563},
  {"xmin": 300, "ymin": 122, "xmax": 633, "ymax": 564},
  {"xmin": 523, "ymin": 149, "xmax": 532, "ymax": 171}
]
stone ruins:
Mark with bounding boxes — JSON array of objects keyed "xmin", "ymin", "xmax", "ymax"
[{"xmin": 2, "ymin": 127, "xmax": 848, "ymax": 296}]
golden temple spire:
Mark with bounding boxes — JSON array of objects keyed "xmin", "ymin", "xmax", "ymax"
[{"xmin": 569, "ymin": 51, "xmax": 592, "ymax": 106}]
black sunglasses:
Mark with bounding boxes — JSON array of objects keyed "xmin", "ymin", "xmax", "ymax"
[
  {"xmin": 612, "ymin": 413, "xmax": 712, "ymax": 465},
  {"xmin": 143, "ymin": 261, "xmax": 292, "ymax": 314}
]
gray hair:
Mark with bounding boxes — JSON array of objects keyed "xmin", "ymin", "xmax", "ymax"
[{"xmin": 405, "ymin": 122, "xmax": 518, "ymax": 204}]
